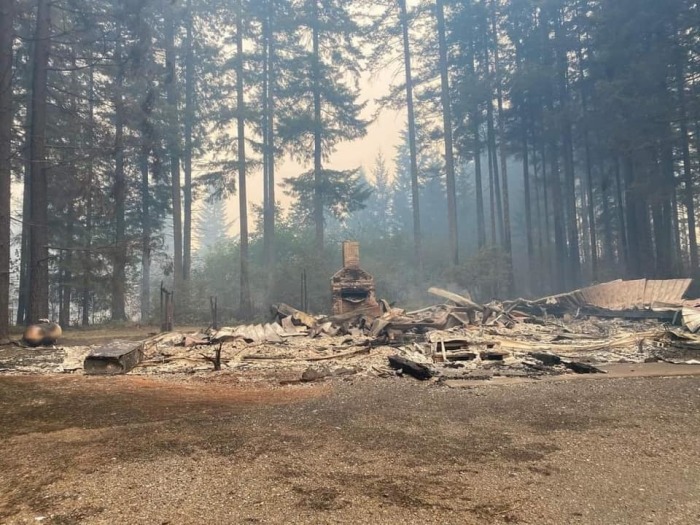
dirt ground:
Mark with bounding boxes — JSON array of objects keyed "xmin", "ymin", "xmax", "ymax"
[
  {"xmin": 1, "ymin": 370, "xmax": 700, "ymax": 524},
  {"xmin": 4, "ymin": 324, "xmax": 207, "ymax": 346}
]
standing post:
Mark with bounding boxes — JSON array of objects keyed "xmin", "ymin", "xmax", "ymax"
[
  {"xmin": 300, "ymin": 269, "xmax": 308, "ymax": 312},
  {"xmin": 210, "ymin": 295, "xmax": 218, "ymax": 330},
  {"xmin": 159, "ymin": 280, "xmax": 164, "ymax": 329},
  {"xmin": 160, "ymin": 283, "xmax": 174, "ymax": 332},
  {"xmin": 166, "ymin": 291, "xmax": 174, "ymax": 331}
]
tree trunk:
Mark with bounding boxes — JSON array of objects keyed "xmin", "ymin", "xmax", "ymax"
[
  {"xmin": 486, "ymin": 87, "xmax": 502, "ymax": 245},
  {"xmin": 263, "ymin": 0, "xmax": 276, "ymax": 282},
  {"xmin": 514, "ymin": 43, "xmax": 534, "ymax": 282},
  {"xmin": 59, "ymin": 205, "xmax": 74, "ymax": 328},
  {"xmin": 623, "ymin": 157, "xmax": 651, "ymax": 278},
  {"xmin": 58, "ymin": 257, "xmax": 69, "ymax": 327},
  {"xmin": 613, "ymin": 157, "xmax": 628, "ymax": 271},
  {"xmin": 556, "ymin": 49, "xmax": 580, "ymax": 287},
  {"xmin": 59, "ymin": 63, "xmax": 79, "ymax": 328},
  {"xmin": 17, "ymin": 169, "xmax": 29, "ymax": 324},
  {"xmin": 267, "ymin": 21, "xmax": 276, "ymax": 267},
  {"xmin": 677, "ymin": 56, "xmax": 698, "ymax": 275},
  {"xmin": 540, "ymin": 6, "xmax": 564, "ymax": 290},
  {"xmin": 436, "ymin": 0, "xmax": 458, "ymax": 266},
  {"xmin": 111, "ymin": 29, "xmax": 127, "ymax": 321},
  {"xmin": 262, "ymin": 5, "xmax": 269, "ymax": 269},
  {"xmin": 651, "ymin": 184, "xmax": 668, "ymax": 278},
  {"xmin": 579, "ymin": 165, "xmax": 591, "ymax": 278},
  {"xmin": 165, "ymin": 5, "xmax": 183, "ymax": 306},
  {"xmin": 600, "ymin": 165, "xmax": 613, "ymax": 268},
  {"xmin": 140, "ymin": 142, "xmax": 151, "ymax": 323},
  {"xmin": 236, "ymin": 0, "xmax": 252, "ymax": 315},
  {"xmin": 484, "ymin": 17, "xmax": 502, "ymax": 247},
  {"xmin": 539, "ymin": 136, "xmax": 551, "ymax": 277},
  {"xmin": 488, "ymin": 142, "xmax": 497, "ymax": 245},
  {"xmin": 473, "ymin": 119, "xmax": 485, "ymax": 249},
  {"xmin": 521, "ymin": 114, "xmax": 534, "ymax": 283},
  {"xmin": 82, "ymin": 64, "xmax": 95, "ymax": 327},
  {"xmin": 311, "ymin": 0, "xmax": 324, "ymax": 254},
  {"xmin": 139, "ymin": 79, "xmax": 153, "ymax": 323},
  {"xmin": 183, "ymin": 0, "xmax": 194, "ymax": 286},
  {"xmin": 16, "ymin": 9, "xmax": 35, "ymax": 326},
  {"xmin": 0, "ymin": 0, "xmax": 13, "ymax": 339},
  {"xmin": 490, "ymin": 3, "xmax": 513, "ymax": 294},
  {"xmin": 133, "ymin": 10, "xmax": 153, "ymax": 324},
  {"xmin": 27, "ymin": 0, "xmax": 51, "ymax": 324},
  {"xmin": 659, "ymin": 137, "xmax": 676, "ymax": 275},
  {"xmin": 532, "ymin": 135, "xmax": 545, "ymax": 292},
  {"xmin": 549, "ymin": 140, "xmax": 566, "ymax": 292},
  {"xmin": 671, "ymin": 179, "xmax": 683, "ymax": 274},
  {"xmin": 562, "ymin": 123, "xmax": 580, "ymax": 286},
  {"xmin": 469, "ymin": 46, "xmax": 485, "ymax": 249},
  {"xmin": 398, "ymin": 0, "xmax": 422, "ymax": 275},
  {"xmin": 577, "ymin": 52, "xmax": 598, "ymax": 282},
  {"xmin": 491, "ymin": 1, "xmax": 511, "ymax": 260}
]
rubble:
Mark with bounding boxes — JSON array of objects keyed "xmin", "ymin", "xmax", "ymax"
[
  {"xmin": 682, "ymin": 307, "xmax": 700, "ymax": 333},
  {"xmin": 511, "ymin": 278, "xmax": 694, "ymax": 319},
  {"xmin": 4, "ymin": 279, "xmax": 700, "ymax": 383}
]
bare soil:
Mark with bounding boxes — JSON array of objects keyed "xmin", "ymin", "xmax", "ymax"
[
  {"xmin": 1, "ymin": 371, "xmax": 699, "ymax": 524},
  {"xmin": 3, "ymin": 324, "xmax": 204, "ymax": 346}
]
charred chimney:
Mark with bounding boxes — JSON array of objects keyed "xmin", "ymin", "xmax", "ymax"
[{"xmin": 331, "ymin": 241, "xmax": 381, "ymax": 316}]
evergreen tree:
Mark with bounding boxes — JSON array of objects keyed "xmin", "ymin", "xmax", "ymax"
[
  {"xmin": 196, "ymin": 197, "xmax": 232, "ymax": 253},
  {"xmin": 279, "ymin": 0, "xmax": 369, "ymax": 254}
]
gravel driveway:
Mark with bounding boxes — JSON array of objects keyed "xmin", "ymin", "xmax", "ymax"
[{"xmin": 1, "ymin": 374, "xmax": 699, "ymax": 524}]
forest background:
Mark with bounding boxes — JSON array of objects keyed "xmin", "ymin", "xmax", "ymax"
[{"xmin": 0, "ymin": 0, "xmax": 699, "ymax": 336}]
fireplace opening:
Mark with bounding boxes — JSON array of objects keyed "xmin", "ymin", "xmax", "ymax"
[{"xmin": 341, "ymin": 289, "xmax": 370, "ymax": 303}]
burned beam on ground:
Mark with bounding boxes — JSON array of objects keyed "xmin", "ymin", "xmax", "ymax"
[
  {"xmin": 428, "ymin": 287, "xmax": 484, "ymax": 312},
  {"xmin": 388, "ymin": 355, "xmax": 433, "ymax": 380},
  {"xmin": 563, "ymin": 361, "xmax": 607, "ymax": 374},
  {"xmin": 272, "ymin": 303, "xmax": 318, "ymax": 329},
  {"xmin": 529, "ymin": 352, "xmax": 563, "ymax": 366}
]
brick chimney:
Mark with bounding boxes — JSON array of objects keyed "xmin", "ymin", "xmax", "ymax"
[
  {"xmin": 342, "ymin": 241, "xmax": 360, "ymax": 269},
  {"xmin": 331, "ymin": 241, "xmax": 381, "ymax": 317}
]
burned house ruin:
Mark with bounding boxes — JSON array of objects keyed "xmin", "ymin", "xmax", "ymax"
[{"xmin": 331, "ymin": 241, "xmax": 381, "ymax": 317}]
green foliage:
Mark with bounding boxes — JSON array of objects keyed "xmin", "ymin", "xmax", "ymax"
[
  {"xmin": 187, "ymin": 213, "xmax": 340, "ymax": 319},
  {"xmin": 195, "ymin": 196, "xmax": 232, "ymax": 253},
  {"xmin": 275, "ymin": 0, "xmax": 368, "ymax": 161},
  {"xmin": 284, "ymin": 168, "xmax": 372, "ymax": 225},
  {"xmin": 444, "ymin": 246, "xmax": 513, "ymax": 302}
]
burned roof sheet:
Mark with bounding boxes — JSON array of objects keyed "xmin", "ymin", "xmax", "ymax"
[{"xmin": 538, "ymin": 278, "xmax": 693, "ymax": 312}]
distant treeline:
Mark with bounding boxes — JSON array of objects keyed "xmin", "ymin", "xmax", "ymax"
[{"xmin": 0, "ymin": 0, "xmax": 698, "ymax": 335}]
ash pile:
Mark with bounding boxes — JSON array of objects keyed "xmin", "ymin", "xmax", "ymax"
[{"xmin": 89, "ymin": 277, "xmax": 700, "ymax": 383}]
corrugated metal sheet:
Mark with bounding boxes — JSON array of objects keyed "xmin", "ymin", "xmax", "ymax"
[
  {"xmin": 539, "ymin": 279, "xmax": 693, "ymax": 311},
  {"xmin": 682, "ymin": 307, "xmax": 700, "ymax": 333},
  {"xmin": 655, "ymin": 279, "xmax": 693, "ymax": 305}
]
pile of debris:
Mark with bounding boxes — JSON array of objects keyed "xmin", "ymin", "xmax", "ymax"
[
  {"xmin": 65, "ymin": 280, "xmax": 700, "ymax": 383},
  {"xmin": 511, "ymin": 278, "xmax": 697, "ymax": 321},
  {"xmin": 5, "ymin": 263, "xmax": 700, "ymax": 383}
]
